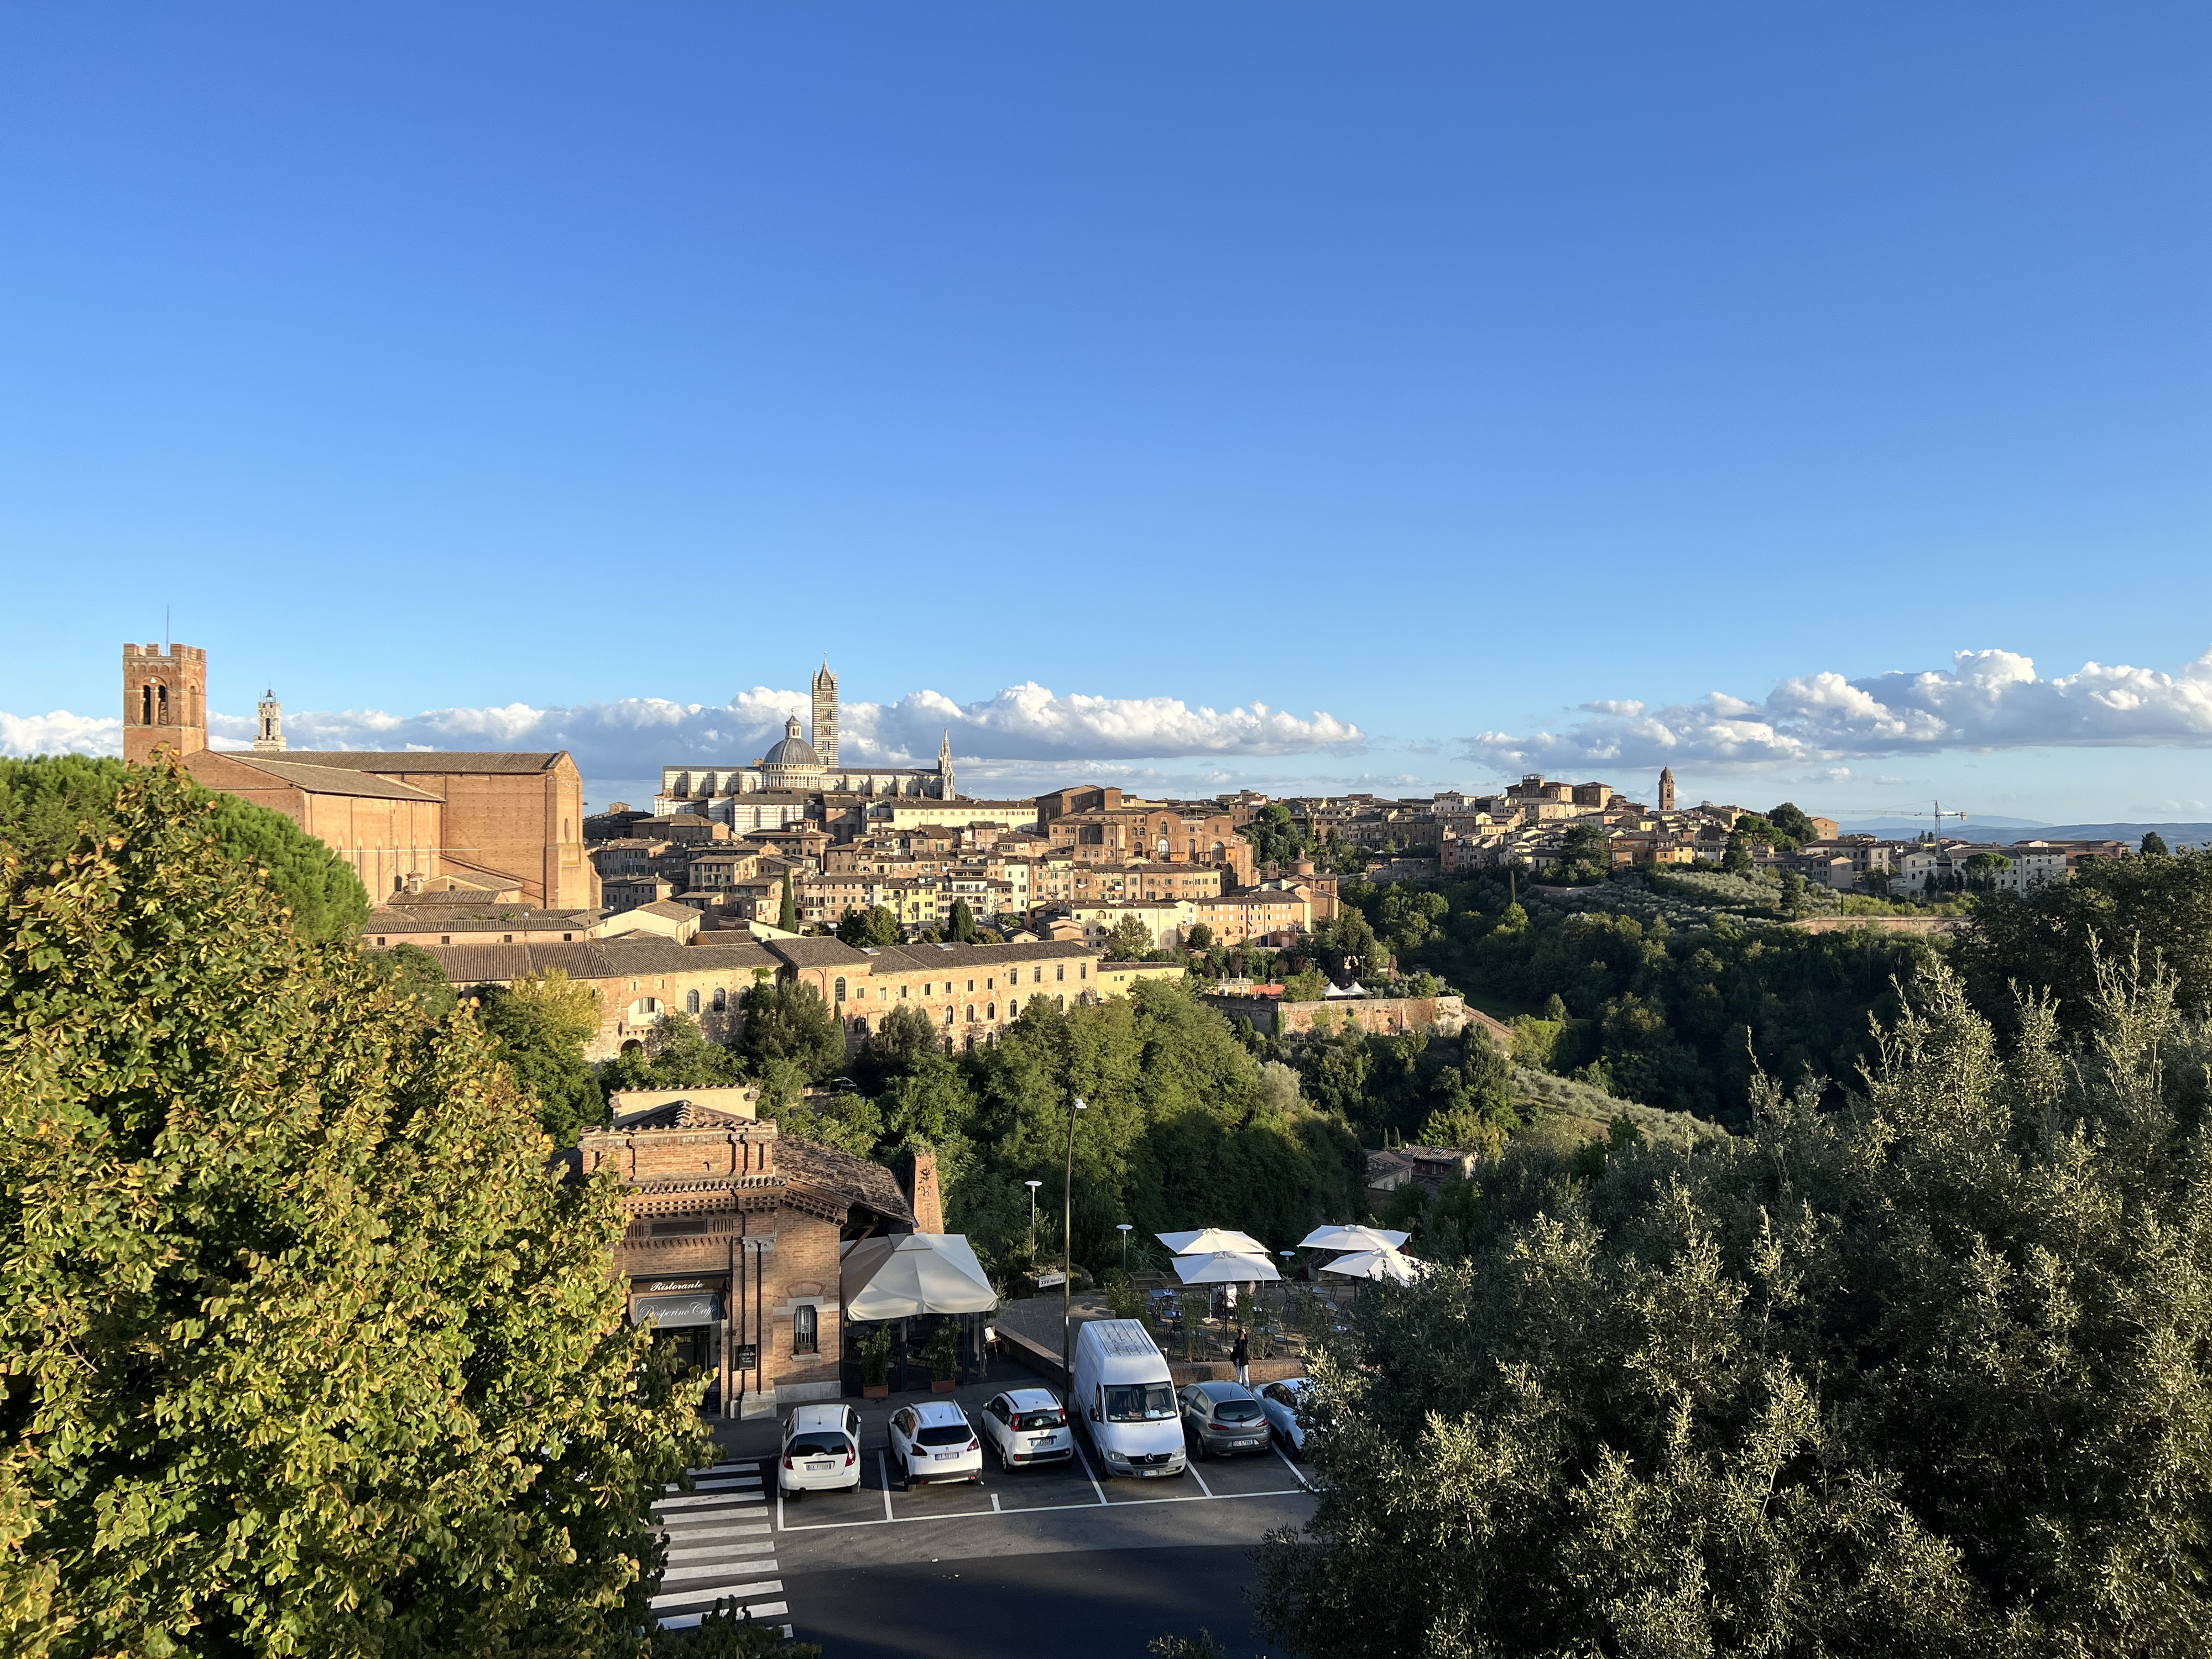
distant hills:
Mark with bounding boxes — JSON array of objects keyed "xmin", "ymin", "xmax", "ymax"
[{"xmin": 1840, "ymin": 817, "xmax": 2212, "ymax": 847}]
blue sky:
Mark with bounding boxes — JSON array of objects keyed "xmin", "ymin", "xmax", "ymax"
[{"xmin": 3, "ymin": 4, "xmax": 2209, "ymax": 821}]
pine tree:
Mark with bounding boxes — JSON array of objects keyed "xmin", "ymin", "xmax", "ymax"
[{"xmin": 776, "ymin": 869, "xmax": 797, "ymax": 931}]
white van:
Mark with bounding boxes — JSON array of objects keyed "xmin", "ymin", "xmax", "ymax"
[{"xmin": 1071, "ymin": 1319, "xmax": 1187, "ymax": 1479}]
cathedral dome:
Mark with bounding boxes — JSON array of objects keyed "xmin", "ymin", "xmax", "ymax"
[{"xmin": 760, "ymin": 714, "xmax": 825, "ymax": 789}]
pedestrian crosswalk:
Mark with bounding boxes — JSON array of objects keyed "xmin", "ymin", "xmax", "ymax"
[{"xmin": 651, "ymin": 1457, "xmax": 790, "ymax": 1634}]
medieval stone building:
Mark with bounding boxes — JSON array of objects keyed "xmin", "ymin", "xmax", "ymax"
[{"xmin": 575, "ymin": 1092, "xmax": 916, "ymax": 1418}]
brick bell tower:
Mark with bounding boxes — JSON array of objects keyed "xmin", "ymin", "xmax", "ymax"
[{"xmin": 122, "ymin": 641, "xmax": 208, "ymax": 765}]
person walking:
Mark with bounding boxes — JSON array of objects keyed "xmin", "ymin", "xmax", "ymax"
[{"xmin": 1232, "ymin": 1326, "xmax": 1251, "ymax": 1387}]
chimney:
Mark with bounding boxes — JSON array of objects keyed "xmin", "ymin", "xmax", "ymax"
[{"xmin": 907, "ymin": 1146, "xmax": 945, "ymax": 1234}]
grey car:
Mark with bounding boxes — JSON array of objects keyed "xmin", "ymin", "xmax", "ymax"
[{"xmin": 1178, "ymin": 1380, "xmax": 1271, "ymax": 1458}]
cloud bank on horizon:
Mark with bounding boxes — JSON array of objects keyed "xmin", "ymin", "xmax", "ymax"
[
  {"xmin": 0, "ymin": 681, "xmax": 1368, "ymax": 779},
  {"xmin": 1469, "ymin": 646, "xmax": 2212, "ymax": 774}
]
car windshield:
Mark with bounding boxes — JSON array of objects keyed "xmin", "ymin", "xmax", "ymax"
[
  {"xmin": 1209, "ymin": 1398, "xmax": 1262, "ymax": 1423},
  {"xmin": 916, "ymin": 1424, "xmax": 973, "ymax": 1447},
  {"xmin": 1104, "ymin": 1384, "xmax": 1177, "ymax": 1422},
  {"xmin": 1016, "ymin": 1409, "xmax": 1065, "ymax": 1432},
  {"xmin": 789, "ymin": 1437, "xmax": 849, "ymax": 1457}
]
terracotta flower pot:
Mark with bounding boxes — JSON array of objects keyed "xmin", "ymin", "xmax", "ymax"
[
  {"xmin": 863, "ymin": 1383, "xmax": 889, "ymax": 1399},
  {"xmin": 931, "ymin": 1378, "xmax": 957, "ymax": 1393}
]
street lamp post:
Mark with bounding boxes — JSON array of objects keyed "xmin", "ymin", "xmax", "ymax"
[
  {"xmin": 1117, "ymin": 1223, "xmax": 1132, "ymax": 1271},
  {"xmin": 1024, "ymin": 1180, "xmax": 1042, "ymax": 1258},
  {"xmin": 1062, "ymin": 1095, "xmax": 1086, "ymax": 1375}
]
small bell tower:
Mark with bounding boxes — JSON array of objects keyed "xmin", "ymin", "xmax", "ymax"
[
  {"xmin": 255, "ymin": 688, "xmax": 287, "ymax": 752},
  {"xmin": 122, "ymin": 641, "xmax": 208, "ymax": 765}
]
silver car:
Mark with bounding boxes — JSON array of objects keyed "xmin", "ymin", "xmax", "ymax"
[
  {"xmin": 1178, "ymin": 1380, "xmax": 1271, "ymax": 1458},
  {"xmin": 1258, "ymin": 1378, "xmax": 1312, "ymax": 1457}
]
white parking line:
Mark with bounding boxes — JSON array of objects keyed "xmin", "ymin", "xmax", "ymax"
[
  {"xmin": 1069, "ymin": 1437, "xmax": 1108, "ymax": 1505},
  {"xmin": 667, "ymin": 1540, "xmax": 778, "ymax": 1565},
  {"xmin": 991, "ymin": 1492, "xmax": 1001, "ymax": 1513},
  {"xmin": 775, "ymin": 1484, "xmax": 1305, "ymax": 1532},
  {"xmin": 659, "ymin": 1521, "xmax": 773, "ymax": 1544},
  {"xmin": 1271, "ymin": 1444, "xmax": 1311, "ymax": 1491},
  {"xmin": 658, "ymin": 1491, "xmax": 765, "ymax": 1510},
  {"xmin": 1186, "ymin": 1461, "xmax": 1215, "ymax": 1498},
  {"xmin": 878, "ymin": 1453, "xmax": 893, "ymax": 1523}
]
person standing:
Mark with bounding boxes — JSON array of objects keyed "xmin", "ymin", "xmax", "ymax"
[{"xmin": 1232, "ymin": 1326, "xmax": 1251, "ymax": 1387}]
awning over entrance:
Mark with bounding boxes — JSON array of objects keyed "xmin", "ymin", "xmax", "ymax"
[
  {"xmin": 632, "ymin": 1292, "xmax": 719, "ymax": 1328},
  {"xmin": 840, "ymin": 1233, "xmax": 998, "ymax": 1321}
]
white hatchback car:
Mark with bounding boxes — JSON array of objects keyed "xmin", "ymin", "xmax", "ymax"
[
  {"xmin": 888, "ymin": 1399, "xmax": 984, "ymax": 1489},
  {"xmin": 1258, "ymin": 1378, "xmax": 1313, "ymax": 1457},
  {"xmin": 977, "ymin": 1388, "xmax": 1073, "ymax": 1468},
  {"xmin": 778, "ymin": 1404, "xmax": 863, "ymax": 1496}
]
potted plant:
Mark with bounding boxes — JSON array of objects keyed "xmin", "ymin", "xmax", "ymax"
[
  {"xmin": 926, "ymin": 1318, "xmax": 962, "ymax": 1392},
  {"xmin": 859, "ymin": 1327, "xmax": 892, "ymax": 1399}
]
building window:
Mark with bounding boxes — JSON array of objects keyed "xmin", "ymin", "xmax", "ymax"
[
  {"xmin": 987, "ymin": 1003, "xmax": 995, "ymax": 1020},
  {"xmin": 440, "ymin": 935, "xmax": 451, "ymax": 946},
  {"xmin": 795, "ymin": 1305, "xmax": 818, "ymax": 1355},
  {"xmin": 901, "ymin": 985, "xmax": 909, "ymax": 999},
  {"xmin": 945, "ymin": 1007, "xmax": 954, "ymax": 1026},
  {"xmin": 834, "ymin": 977, "xmax": 847, "ymax": 1003},
  {"xmin": 687, "ymin": 989, "xmax": 701, "ymax": 1014},
  {"xmin": 1079, "ymin": 964, "xmax": 1088, "ymax": 979},
  {"xmin": 1056, "ymin": 965, "xmax": 1066, "ymax": 981},
  {"xmin": 966, "ymin": 979, "xmax": 975, "ymax": 993},
  {"xmin": 1056, "ymin": 994, "xmax": 1066, "ymax": 1010},
  {"xmin": 966, "ymin": 1006, "xmax": 976, "ymax": 1022},
  {"xmin": 713, "ymin": 987, "xmax": 727, "ymax": 1011}
]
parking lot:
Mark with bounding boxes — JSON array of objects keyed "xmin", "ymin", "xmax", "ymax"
[
  {"xmin": 685, "ymin": 1361, "xmax": 1316, "ymax": 1654},
  {"xmin": 774, "ymin": 1407, "xmax": 1311, "ymax": 1532}
]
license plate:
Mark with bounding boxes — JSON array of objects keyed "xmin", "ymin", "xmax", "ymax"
[
  {"xmin": 1237, "ymin": 1439, "xmax": 1263, "ymax": 1448},
  {"xmin": 807, "ymin": 1460, "xmax": 833, "ymax": 1471},
  {"xmin": 1140, "ymin": 1466, "xmax": 1172, "ymax": 1477}
]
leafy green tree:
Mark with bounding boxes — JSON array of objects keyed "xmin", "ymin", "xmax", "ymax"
[
  {"xmin": 1767, "ymin": 800, "xmax": 1817, "ymax": 844},
  {"xmin": 0, "ymin": 753, "xmax": 370, "ymax": 941},
  {"xmin": 601, "ymin": 1010, "xmax": 745, "ymax": 1092},
  {"xmin": 1185, "ymin": 921, "xmax": 1214, "ymax": 953},
  {"xmin": 1778, "ymin": 867, "xmax": 1806, "ymax": 915},
  {"xmin": 0, "ymin": 762, "xmax": 708, "ymax": 1655},
  {"xmin": 776, "ymin": 871, "xmax": 796, "ymax": 931},
  {"xmin": 1258, "ymin": 959, "xmax": 2212, "ymax": 1658},
  {"xmin": 2142, "ymin": 830, "xmax": 2171, "ymax": 855},
  {"xmin": 734, "ymin": 979, "xmax": 845, "ymax": 1084},
  {"xmin": 1960, "ymin": 846, "xmax": 2212, "ymax": 1033},
  {"xmin": 1721, "ymin": 830, "xmax": 1754, "ymax": 875},
  {"xmin": 479, "ymin": 968, "xmax": 607, "ymax": 1143},
  {"xmin": 362, "ymin": 941, "xmax": 459, "ymax": 1018},
  {"xmin": 1240, "ymin": 802, "xmax": 1306, "ymax": 868},
  {"xmin": 834, "ymin": 904, "xmax": 902, "ymax": 947},
  {"xmin": 853, "ymin": 1003, "xmax": 946, "ymax": 1093},
  {"xmin": 946, "ymin": 897, "xmax": 978, "ymax": 943},
  {"xmin": 1554, "ymin": 820, "xmax": 1612, "ymax": 883},
  {"xmin": 1105, "ymin": 912, "xmax": 1155, "ymax": 961}
]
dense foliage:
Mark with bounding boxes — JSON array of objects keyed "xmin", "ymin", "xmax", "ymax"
[
  {"xmin": 0, "ymin": 754, "xmax": 369, "ymax": 941},
  {"xmin": 1340, "ymin": 874, "xmax": 1937, "ymax": 1126},
  {"xmin": 1259, "ymin": 960, "xmax": 2212, "ymax": 1658},
  {"xmin": 1959, "ymin": 844, "xmax": 2212, "ymax": 1034},
  {"xmin": 0, "ymin": 764, "xmax": 707, "ymax": 1655}
]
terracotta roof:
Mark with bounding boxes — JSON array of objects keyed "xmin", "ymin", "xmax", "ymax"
[
  {"xmin": 865, "ymin": 940, "xmax": 1097, "ymax": 972},
  {"xmin": 221, "ymin": 757, "xmax": 443, "ymax": 801},
  {"xmin": 774, "ymin": 1134, "xmax": 915, "ymax": 1226},
  {"xmin": 403, "ymin": 937, "xmax": 781, "ymax": 984},
  {"xmin": 763, "ymin": 937, "xmax": 877, "ymax": 969},
  {"xmin": 364, "ymin": 905, "xmax": 598, "ymax": 933},
  {"xmin": 611, "ymin": 1097, "xmax": 755, "ymax": 1130},
  {"xmin": 634, "ymin": 900, "xmax": 699, "ymax": 921},
  {"xmin": 281, "ymin": 750, "xmax": 569, "ymax": 775}
]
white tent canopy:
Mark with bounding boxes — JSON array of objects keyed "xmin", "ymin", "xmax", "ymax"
[
  {"xmin": 1171, "ymin": 1250, "xmax": 1282, "ymax": 1286},
  {"xmin": 1157, "ymin": 1228, "xmax": 1267, "ymax": 1257},
  {"xmin": 1300, "ymin": 1224, "xmax": 1411, "ymax": 1253},
  {"xmin": 841, "ymin": 1233, "xmax": 998, "ymax": 1321},
  {"xmin": 1319, "ymin": 1247, "xmax": 1431, "ymax": 1286}
]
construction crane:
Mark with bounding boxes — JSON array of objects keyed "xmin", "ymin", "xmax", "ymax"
[{"xmin": 1835, "ymin": 800, "xmax": 1977, "ymax": 842}]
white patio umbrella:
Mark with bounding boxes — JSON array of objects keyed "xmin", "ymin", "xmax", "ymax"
[
  {"xmin": 1171, "ymin": 1250, "xmax": 1283, "ymax": 1286},
  {"xmin": 1156, "ymin": 1228, "xmax": 1268, "ymax": 1258},
  {"xmin": 840, "ymin": 1233, "xmax": 999, "ymax": 1321},
  {"xmin": 1298, "ymin": 1224, "xmax": 1411, "ymax": 1253},
  {"xmin": 1319, "ymin": 1246, "xmax": 1430, "ymax": 1286}
]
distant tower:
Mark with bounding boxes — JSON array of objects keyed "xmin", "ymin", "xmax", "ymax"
[
  {"xmin": 254, "ymin": 688, "xmax": 287, "ymax": 752},
  {"xmin": 811, "ymin": 661, "xmax": 839, "ymax": 770},
  {"xmin": 1658, "ymin": 766, "xmax": 1676, "ymax": 813},
  {"xmin": 937, "ymin": 729, "xmax": 956, "ymax": 800},
  {"xmin": 122, "ymin": 641, "xmax": 208, "ymax": 765}
]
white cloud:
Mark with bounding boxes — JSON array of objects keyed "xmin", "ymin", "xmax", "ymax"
[
  {"xmin": 1467, "ymin": 645, "xmax": 2212, "ymax": 774},
  {"xmin": 0, "ymin": 711, "xmax": 123, "ymax": 757},
  {"xmin": 3, "ymin": 680, "xmax": 1365, "ymax": 779}
]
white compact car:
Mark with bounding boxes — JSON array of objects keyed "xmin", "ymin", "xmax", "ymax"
[
  {"xmin": 1258, "ymin": 1378, "xmax": 1313, "ymax": 1457},
  {"xmin": 978, "ymin": 1388, "xmax": 1073, "ymax": 1468},
  {"xmin": 778, "ymin": 1404, "xmax": 863, "ymax": 1496},
  {"xmin": 888, "ymin": 1399, "xmax": 984, "ymax": 1489}
]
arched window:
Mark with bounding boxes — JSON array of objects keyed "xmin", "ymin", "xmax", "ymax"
[
  {"xmin": 853, "ymin": 1016, "xmax": 869, "ymax": 1036},
  {"xmin": 834, "ymin": 977, "xmax": 847, "ymax": 1003},
  {"xmin": 986, "ymin": 1003, "xmax": 995, "ymax": 1020},
  {"xmin": 944, "ymin": 1006, "xmax": 954, "ymax": 1026},
  {"xmin": 794, "ymin": 1305, "xmax": 818, "ymax": 1355},
  {"xmin": 1056, "ymin": 994, "xmax": 1066, "ymax": 1010},
  {"xmin": 713, "ymin": 987, "xmax": 726, "ymax": 1012},
  {"xmin": 156, "ymin": 684, "xmax": 169, "ymax": 724},
  {"xmin": 965, "ymin": 1005, "xmax": 976, "ymax": 1023},
  {"xmin": 687, "ymin": 989, "xmax": 701, "ymax": 1014},
  {"xmin": 140, "ymin": 685, "xmax": 152, "ymax": 724}
]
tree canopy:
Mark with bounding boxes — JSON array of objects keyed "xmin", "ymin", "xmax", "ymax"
[
  {"xmin": 834, "ymin": 904, "xmax": 902, "ymax": 947},
  {"xmin": 0, "ymin": 761, "xmax": 706, "ymax": 1655},
  {"xmin": 0, "ymin": 754, "xmax": 370, "ymax": 942},
  {"xmin": 1259, "ymin": 959, "xmax": 2212, "ymax": 1658}
]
